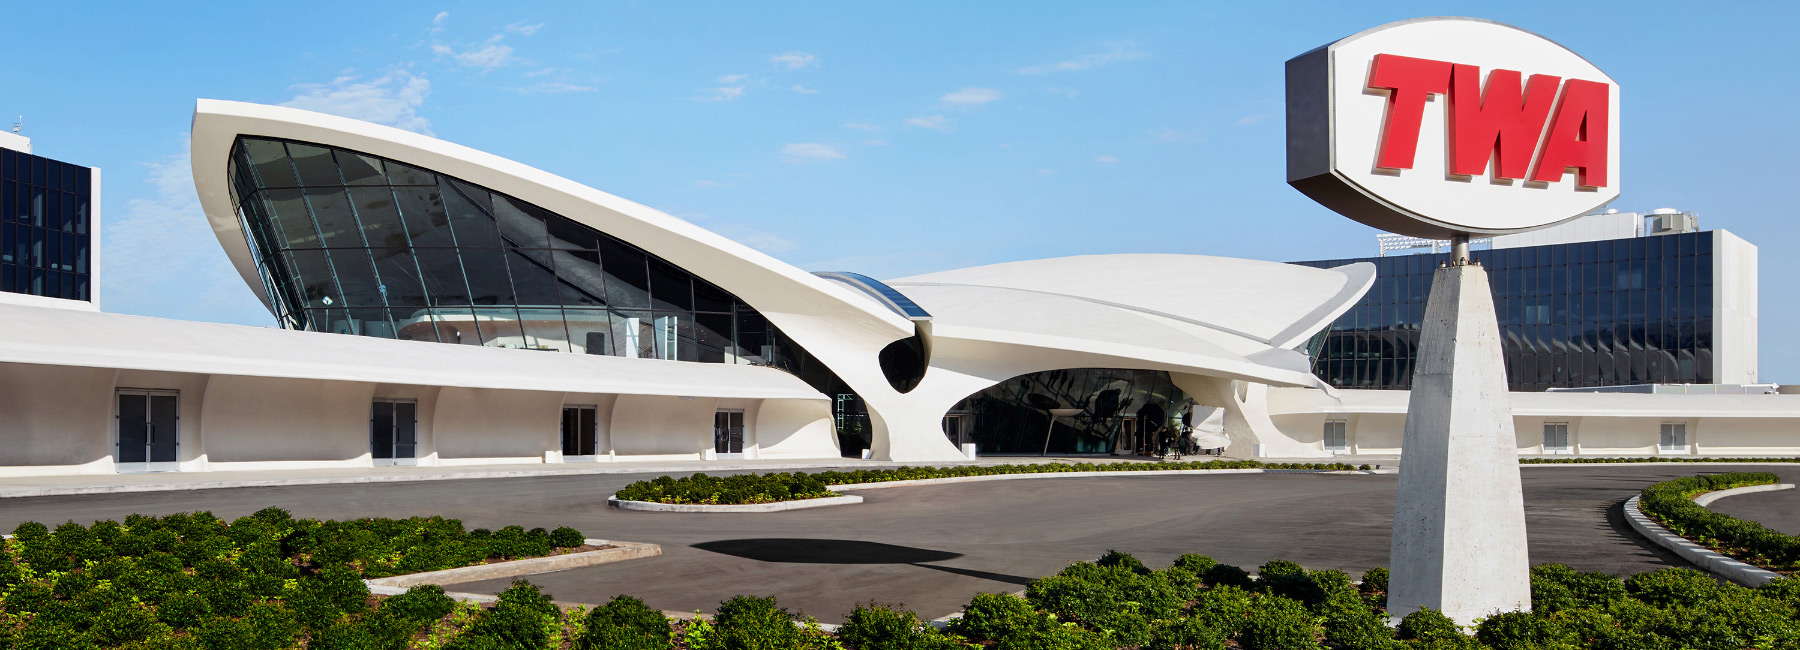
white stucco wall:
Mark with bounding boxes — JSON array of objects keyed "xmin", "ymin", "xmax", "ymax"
[
  {"xmin": 432, "ymin": 388, "xmax": 564, "ymax": 465},
  {"xmin": 610, "ymin": 394, "xmax": 718, "ymax": 459},
  {"xmin": 754, "ymin": 398, "xmax": 841, "ymax": 459},
  {"xmin": 1714, "ymin": 230, "xmax": 1758, "ymax": 385},
  {"xmin": 0, "ymin": 363, "xmax": 116, "ymax": 474},
  {"xmin": 199, "ymin": 376, "xmax": 375, "ymax": 468}
]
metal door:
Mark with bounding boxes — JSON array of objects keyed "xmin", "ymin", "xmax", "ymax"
[
  {"xmin": 562, "ymin": 406, "xmax": 598, "ymax": 457},
  {"xmin": 714, "ymin": 410, "xmax": 745, "ymax": 456},
  {"xmin": 372, "ymin": 400, "xmax": 418, "ymax": 465},
  {"xmin": 117, "ymin": 390, "xmax": 179, "ymax": 471}
]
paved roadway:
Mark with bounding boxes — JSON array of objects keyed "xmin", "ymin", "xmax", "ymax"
[{"xmin": 2, "ymin": 464, "xmax": 1795, "ymax": 622}]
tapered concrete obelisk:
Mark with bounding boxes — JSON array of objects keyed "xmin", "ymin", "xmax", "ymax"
[{"xmin": 1386, "ymin": 243, "xmax": 1531, "ymax": 625}]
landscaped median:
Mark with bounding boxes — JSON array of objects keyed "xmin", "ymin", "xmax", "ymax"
[
  {"xmin": 1624, "ymin": 471, "xmax": 1799, "ymax": 586},
  {"xmin": 0, "ymin": 508, "xmax": 660, "ymax": 648},
  {"xmin": 608, "ymin": 460, "xmax": 1371, "ymax": 511}
]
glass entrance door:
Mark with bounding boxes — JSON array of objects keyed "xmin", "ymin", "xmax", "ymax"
[
  {"xmin": 714, "ymin": 409, "xmax": 745, "ymax": 458},
  {"xmin": 561, "ymin": 406, "xmax": 598, "ymax": 459},
  {"xmin": 942, "ymin": 414, "xmax": 971, "ymax": 447},
  {"xmin": 116, "ymin": 390, "xmax": 179, "ymax": 472},
  {"xmin": 371, "ymin": 400, "xmax": 418, "ymax": 465}
]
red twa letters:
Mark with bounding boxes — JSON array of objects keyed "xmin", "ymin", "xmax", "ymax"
[{"xmin": 1366, "ymin": 53, "xmax": 1609, "ymax": 188}]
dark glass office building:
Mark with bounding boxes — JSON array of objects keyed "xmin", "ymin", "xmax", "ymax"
[
  {"xmin": 1, "ymin": 147, "xmax": 93, "ymax": 301},
  {"xmin": 1292, "ymin": 231, "xmax": 1720, "ymax": 392}
]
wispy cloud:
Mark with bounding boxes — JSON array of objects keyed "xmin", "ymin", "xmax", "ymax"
[
  {"xmin": 789, "ymin": 84, "xmax": 819, "ymax": 95},
  {"xmin": 675, "ymin": 211, "xmax": 800, "ymax": 255},
  {"xmin": 939, "ymin": 87, "xmax": 1002, "ymax": 106},
  {"xmin": 505, "ymin": 21, "xmax": 544, "ymax": 35},
  {"xmin": 1152, "ymin": 128, "xmax": 1206, "ymax": 144},
  {"xmin": 103, "ymin": 138, "xmax": 268, "ymax": 326},
  {"xmin": 515, "ymin": 82, "xmax": 596, "ymax": 94},
  {"xmin": 430, "ymin": 11, "xmax": 449, "ymax": 33},
  {"xmin": 844, "ymin": 122, "xmax": 882, "ymax": 131},
  {"xmin": 432, "ymin": 35, "xmax": 517, "ymax": 69},
  {"xmin": 1236, "ymin": 113, "xmax": 1271, "ymax": 126},
  {"xmin": 862, "ymin": 140, "xmax": 888, "ymax": 146},
  {"xmin": 781, "ymin": 143, "xmax": 846, "ymax": 162},
  {"xmin": 1095, "ymin": 155, "xmax": 1120, "ymax": 164},
  {"xmin": 718, "ymin": 73, "xmax": 751, "ymax": 83},
  {"xmin": 1019, "ymin": 42, "xmax": 1146, "ymax": 75},
  {"xmin": 281, "ymin": 70, "xmax": 433, "ymax": 134},
  {"xmin": 770, "ymin": 52, "xmax": 819, "ymax": 69},
  {"xmin": 906, "ymin": 115, "xmax": 950, "ymax": 130}
]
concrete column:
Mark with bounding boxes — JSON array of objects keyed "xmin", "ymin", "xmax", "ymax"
[{"xmin": 1387, "ymin": 263, "xmax": 1531, "ymax": 625}]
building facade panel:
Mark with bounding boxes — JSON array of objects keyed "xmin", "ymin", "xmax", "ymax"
[
  {"xmin": 0, "ymin": 147, "xmax": 93, "ymax": 301},
  {"xmin": 1294, "ymin": 230, "xmax": 1723, "ymax": 392}
]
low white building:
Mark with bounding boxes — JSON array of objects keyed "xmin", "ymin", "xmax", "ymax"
[{"xmin": 0, "ymin": 100, "xmax": 1793, "ymax": 477}]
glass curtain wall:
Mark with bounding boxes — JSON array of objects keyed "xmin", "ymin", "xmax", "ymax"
[
  {"xmin": 1294, "ymin": 232, "xmax": 1715, "ymax": 392},
  {"xmin": 949, "ymin": 368, "xmax": 1195, "ymax": 455},
  {"xmin": 224, "ymin": 136, "xmax": 839, "ymax": 386},
  {"xmin": 0, "ymin": 148, "xmax": 92, "ymax": 301}
]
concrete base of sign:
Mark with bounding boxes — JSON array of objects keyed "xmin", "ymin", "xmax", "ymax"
[{"xmin": 1387, "ymin": 263, "xmax": 1532, "ymax": 625}]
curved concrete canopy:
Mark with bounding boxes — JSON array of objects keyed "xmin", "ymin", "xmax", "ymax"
[{"xmin": 189, "ymin": 99, "xmax": 914, "ymax": 344}]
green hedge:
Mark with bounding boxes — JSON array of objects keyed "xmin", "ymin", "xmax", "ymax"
[
  {"xmin": 1638, "ymin": 471, "xmax": 1800, "ymax": 570},
  {"xmin": 1524, "ymin": 456, "xmax": 1800, "ymax": 464},
  {"xmin": 0, "ymin": 508, "xmax": 585, "ymax": 648},
  {"xmin": 613, "ymin": 460, "xmax": 1367, "ymax": 505}
]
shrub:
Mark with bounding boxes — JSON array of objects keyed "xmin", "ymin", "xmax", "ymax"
[
  {"xmin": 1188, "ymin": 585, "xmax": 1254, "ymax": 636},
  {"xmin": 1147, "ymin": 615, "xmax": 1229, "ymax": 650},
  {"xmin": 1621, "ymin": 567, "xmax": 1725, "ymax": 608},
  {"xmin": 1096, "ymin": 549, "xmax": 1151, "ymax": 575},
  {"xmin": 1318, "ymin": 595, "xmax": 1395, "ymax": 650},
  {"xmin": 1257, "ymin": 559, "xmax": 1329, "ymax": 607},
  {"xmin": 451, "ymin": 580, "xmax": 561, "ymax": 649},
  {"xmin": 1237, "ymin": 594, "xmax": 1321, "ymax": 650},
  {"xmin": 1173, "ymin": 553, "xmax": 1218, "ymax": 575},
  {"xmin": 1474, "ymin": 610, "xmax": 1577, "ymax": 650},
  {"xmin": 836, "ymin": 602, "xmax": 963, "ymax": 650},
  {"xmin": 383, "ymin": 584, "xmax": 458, "ymax": 624},
  {"xmin": 155, "ymin": 591, "xmax": 214, "ymax": 629},
  {"xmin": 711, "ymin": 595, "xmax": 802, "ymax": 650},
  {"xmin": 1395, "ymin": 608, "xmax": 1461, "ymax": 641},
  {"xmin": 577, "ymin": 595, "xmax": 672, "ymax": 650},
  {"xmin": 948, "ymin": 593, "xmax": 1038, "ymax": 642},
  {"xmin": 1202, "ymin": 562, "xmax": 1255, "ymax": 590},
  {"xmin": 550, "ymin": 526, "xmax": 587, "ymax": 548},
  {"xmin": 1529, "ymin": 564, "xmax": 1627, "ymax": 612}
]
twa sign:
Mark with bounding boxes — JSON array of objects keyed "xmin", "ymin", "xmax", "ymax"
[{"xmin": 1287, "ymin": 18, "xmax": 1621, "ymax": 238}]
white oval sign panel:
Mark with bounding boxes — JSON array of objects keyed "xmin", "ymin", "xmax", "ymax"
[{"xmin": 1286, "ymin": 17, "xmax": 1620, "ymax": 239}]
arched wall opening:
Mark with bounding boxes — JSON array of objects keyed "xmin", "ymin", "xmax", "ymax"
[{"xmin": 943, "ymin": 368, "xmax": 1212, "ymax": 456}]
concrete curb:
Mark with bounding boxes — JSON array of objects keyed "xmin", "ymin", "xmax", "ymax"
[
  {"xmin": 826, "ymin": 468, "xmax": 1385, "ymax": 492},
  {"xmin": 1523, "ymin": 461, "xmax": 1800, "ymax": 468},
  {"xmin": 364, "ymin": 538, "xmax": 662, "ymax": 589},
  {"xmin": 610, "ymin": 468, "xmax": 1382, "ymax": 512},
  {"xmin": 1621, "ymin": 495, "xmax": 1784, "ymax": 587},
  {"xmin": 608, "ymin": 495, "xmax": 863, "ymax": 512},
  {"xmin": 1692, "ymin": 483, "xmax": 1795, "ymax": 507}
]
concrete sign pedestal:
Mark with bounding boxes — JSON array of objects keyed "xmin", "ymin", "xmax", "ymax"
[{"xmin": 1386, "ymin": 262, "xmax": 1531, "ymax": 625}]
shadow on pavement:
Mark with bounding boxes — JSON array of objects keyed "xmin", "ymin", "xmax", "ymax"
[
  {"xmin": 693, "ymin": 538, "xmax": 962, "ymax": 564},
  {"xmin": 1602, "ymin": 498, "xmax": 1686, "ymax": 570},
  {"xmin": 693, "ymin": 538, "xmax": 1038, "ymax": 587}
]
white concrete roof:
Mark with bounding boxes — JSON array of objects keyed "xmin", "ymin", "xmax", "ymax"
[
  {"xmin": 1271, "ymin": 387, "xmax": 1800, "ymax": 418},
  {"xmin": 892, "ymin": 254, "xmax": 1374, "ymax": 351},
  {"xmin": 0, "ymin": 302, "xmax": 825, "ymax": 400}
]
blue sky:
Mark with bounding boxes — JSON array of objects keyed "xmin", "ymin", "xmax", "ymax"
[{"xmin": 3, "ymin": 1, "xmax": 1796, "ymax": 380}]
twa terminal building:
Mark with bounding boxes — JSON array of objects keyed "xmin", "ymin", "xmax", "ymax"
[{"xmin": 0, "ymin": 100, "xmax": 1793, "ymax": 476}]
